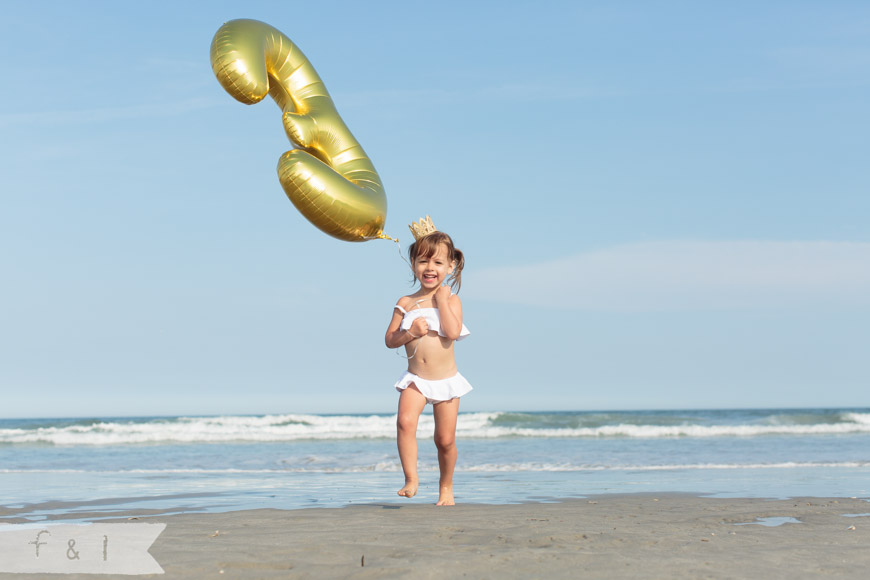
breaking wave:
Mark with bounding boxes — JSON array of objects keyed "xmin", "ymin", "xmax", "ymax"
[{"xmin": 1, "ymin": 409, "xmax": 868, "ymax": 446}]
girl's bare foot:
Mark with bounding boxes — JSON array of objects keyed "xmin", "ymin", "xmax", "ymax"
[
  {"xmin": 436, "ymin": 485, "xmax": 455, "ymax": 506},
  {"xmin": 397, "ymin": 480, "xmax": 418, "ymax": 498}
]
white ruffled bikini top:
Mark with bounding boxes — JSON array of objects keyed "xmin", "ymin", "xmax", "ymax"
[{"xmin": 395, "ymin": 304, "xmax": 470, "ymax": 341}]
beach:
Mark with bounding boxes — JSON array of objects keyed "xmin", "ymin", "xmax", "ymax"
[
  {"xmin": 2, "ymin": 495, "xmax": 867, "ymax": 579},
  {"xmin": 1, "ymin": 409, "xmax": 868, "ymax": 577}
]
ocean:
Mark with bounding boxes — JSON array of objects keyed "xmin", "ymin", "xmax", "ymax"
[{"xmin": 1, "ymin": 408, "xmax": 868, "ymax": 522}]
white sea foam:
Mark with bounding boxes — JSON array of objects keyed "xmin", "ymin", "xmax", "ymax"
[
  {"xmin": 0, "ymin": 414, "xmax": 405, "ymax": 445},
  {"xmin": 1, "ymin": 461, "xmax": 867, "ymax": 474},
  {"xmin": 845, "ymin": 412, "xmax": 870, "ymax": 425},
  {"xmin": 2, "ymin": 411, "xmax": 870, "ymax": 445},
  {"xmin": 462, "ymin": 422, "xmax": 870, "ymax": 439}
]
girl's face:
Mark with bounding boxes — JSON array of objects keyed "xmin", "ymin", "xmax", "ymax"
[{"xmin": 414, "ymin": 243, "xmax": 454, "ymax": 290}]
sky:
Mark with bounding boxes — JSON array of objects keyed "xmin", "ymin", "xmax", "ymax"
[{"xmin": 1, "ymin": 0, "xmax": 868, "ymax": 418}]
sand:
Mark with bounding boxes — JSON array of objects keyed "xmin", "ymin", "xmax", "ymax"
[{"xmin": 2, "ymin": 495, "xmax": 869, "ymax": 579}]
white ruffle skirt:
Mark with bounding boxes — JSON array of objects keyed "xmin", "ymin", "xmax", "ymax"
[{"xmin": 394, "ymin": 371, "xmax": 473, "ymax": 404}]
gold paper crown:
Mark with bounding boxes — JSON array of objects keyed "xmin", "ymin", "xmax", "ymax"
[{"xmin": 409, "ymin": 215, "xmax": 438, "ymax": 241}]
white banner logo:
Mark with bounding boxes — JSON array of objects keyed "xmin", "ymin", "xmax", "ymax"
[{"xmin": 0, "ymin": 523, "xmax": 165, "ymax": 575}]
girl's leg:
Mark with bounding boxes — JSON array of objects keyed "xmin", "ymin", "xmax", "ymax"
[
  {"xmin": 396, "ymin": 385, "xmax": 427, "ymax": 498},
  {"xmin": 432, "ymin": 396, "xmax": 460, "ymax": 506}
]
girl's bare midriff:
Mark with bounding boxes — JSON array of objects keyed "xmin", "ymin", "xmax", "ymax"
[{"xmin": 405, "ymin": 331, "xmax": 458, "ymax": 380}]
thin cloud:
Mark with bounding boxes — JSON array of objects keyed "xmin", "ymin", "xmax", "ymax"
[
  {"xmin": 768, "ymin": 45, "xmax": 870, "ymax": 75},
  {"xmin": 0, "ymin": 97, "xmax": 219, "ymax": 128},
  {"xmin": 469, "ymin": 241, "xmax": 870, "ymax": 311},
  {"xmin": 336, "ymin": 82, "xmax": 616, "ymax": 109}
]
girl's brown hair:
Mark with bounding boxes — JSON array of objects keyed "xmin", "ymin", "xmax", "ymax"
[{"xmin": 408, "ymin": 231, "xmax": 465, "ymax": 292}]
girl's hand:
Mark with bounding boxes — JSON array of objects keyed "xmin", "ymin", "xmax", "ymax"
[
  {"xmin": 409, "ymin": 318, "xmax": 429, "ymax": 338},
  {"xmin": 434, "ymin": 285, "xmax": 452, "ymax": 307}
]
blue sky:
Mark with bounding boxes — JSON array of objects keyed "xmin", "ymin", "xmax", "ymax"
[{"xmin": 1, "ymin": 0, "xmax": 868, "ymax": 417}]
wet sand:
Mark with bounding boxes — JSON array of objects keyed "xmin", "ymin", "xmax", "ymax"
[{"xmin": 2, "ymin": 495, "xmax": 868, "ymax": 579}]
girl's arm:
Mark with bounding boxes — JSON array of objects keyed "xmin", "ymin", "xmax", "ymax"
[
  {"xmin": 434, "ymin": 287, "xmax": 463, "ymax": 341},
  {"xmin": 385, "ymin": 304, "xmax": 426, "ymax": 348}
]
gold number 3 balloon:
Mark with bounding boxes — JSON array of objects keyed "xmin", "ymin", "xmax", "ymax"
[{"xmin": 210, "ymin": 19, "xmax": 391, "ymax": 242}]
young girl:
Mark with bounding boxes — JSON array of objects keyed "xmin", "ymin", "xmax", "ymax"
[{"xmin": 384, "ymin": 221, "xmax": 471, "ymax": 506}]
